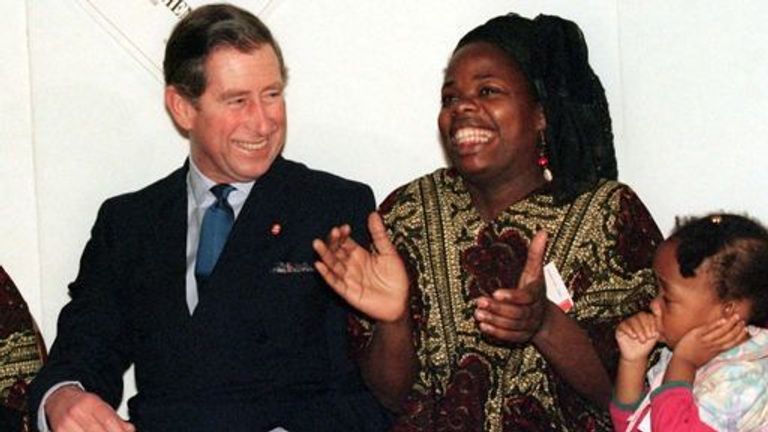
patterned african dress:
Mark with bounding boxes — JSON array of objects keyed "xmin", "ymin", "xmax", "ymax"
[
  {"xmin": 378, "ymin": 169, "xmax": 661, "ymax": 432},
  {"xmin": 0, "ymin": 266, "xmax": 47, "ymax": 431}
]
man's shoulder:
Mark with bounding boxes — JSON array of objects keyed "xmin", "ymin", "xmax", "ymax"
[
  {"xmin": 100, "ymin": 164, "xmax": 186, "ymax": 212},
  {"xmin": 277, "ymin": 157, "xmax": 372, "ymax": 195}
]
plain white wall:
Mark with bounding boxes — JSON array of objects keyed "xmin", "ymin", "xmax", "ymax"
[
  {"xmin": 2, "ymin": 0, "xmax": 767, "ymax": 414},
  {"xmin": 617, "ymin": 1, "xmax": 768, "ymax": 233},
  {"xmin": 26, "ymin": 1, "xmax": 186, "ymax": 344},
  {"xmin": 0, "ymin": 1, "xmax": 41, "ymax": 322},
  {"xmin": 270, "ymin": 0, "xmax": 625, "ymax": 203}
]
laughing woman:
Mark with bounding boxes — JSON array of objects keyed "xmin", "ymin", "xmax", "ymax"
[{"xmin": 315, "ymin": 13, "xmax": 662, "ymax": 431}]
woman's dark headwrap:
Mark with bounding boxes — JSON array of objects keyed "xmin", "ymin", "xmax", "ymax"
[{"xmin": 456, "ymin": 14, "xmax": 617, "ymax": 203}]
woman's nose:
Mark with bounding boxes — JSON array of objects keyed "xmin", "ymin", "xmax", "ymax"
[{"xmin": 451, "ymin": 95, "xmax": 479, "ymax": 116}]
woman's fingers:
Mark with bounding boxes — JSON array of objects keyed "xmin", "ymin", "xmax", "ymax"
[
  {"xmin": 312, "ymin": 238, "xmax": 338, "ymax": 270},
  {"xmin": 368, "ymin": 212, "xmax": 397, "ymax": 255},
  {"xmin": 518, "ymin": 231, "xmax": 547, "ymax": 289},
  {"xmin": 475, "ymin": 295, "xmax": 543, "ymax": 342},
  {"xmin": 477, "ymin": 295, "xmax": 529, "ymax": 320}
]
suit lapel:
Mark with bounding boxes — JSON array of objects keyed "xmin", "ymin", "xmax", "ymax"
[{"xmin": 149, "ymin": 165, "xmax": 190, "ymax": 321}]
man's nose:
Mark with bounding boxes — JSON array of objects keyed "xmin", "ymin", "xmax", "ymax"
[{"xmin": 246, "ymin": 101, "xmax": 275, "ymax": 135}]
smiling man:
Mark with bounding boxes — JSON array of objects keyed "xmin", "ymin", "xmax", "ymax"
[{"xmin": 28, "ymin": 4, "xmax": 409, "ymax": 431}]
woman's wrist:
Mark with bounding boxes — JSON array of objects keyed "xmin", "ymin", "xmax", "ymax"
[
  {"xmin": 375, "ymin": 310, "xmax": 413, "ymax": 333},
  {"xmin": 531, "ymin": 301, "xmax": 558, "ymax": 345}
]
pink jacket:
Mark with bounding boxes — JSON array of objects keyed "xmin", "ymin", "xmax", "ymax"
[
  {"xmin": 611, "ymin": 326, "xmax": 768, "ymax": 431},
  {"xmin": 611, "ymin": 385, "xmax": 715, "ymax": 431}
]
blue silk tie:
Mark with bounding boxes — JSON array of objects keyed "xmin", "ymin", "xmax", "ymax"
[{"xmin": 195, "ymin": 184, "xmax": 235, "ymax": 287}]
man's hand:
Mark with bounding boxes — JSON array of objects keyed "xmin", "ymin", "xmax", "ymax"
[
  {"xmin": 473, "ymin": 231, "xmax": 549, "ymax": 343},
  {"xmin": 313, "ymin": 212, "xmax": 409, "ymax": 323},
  {"xmin": 616, "ymin": 311, "xmax": 659, "ymax": 362},
  {"xmin": 45, "ymin": 385, "xmax": 135, "ymax": 432}
]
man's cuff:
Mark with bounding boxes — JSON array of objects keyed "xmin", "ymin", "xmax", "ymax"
[{"xmin": 37, "ymin": 381, "xmax": 84, "ymax": 432}]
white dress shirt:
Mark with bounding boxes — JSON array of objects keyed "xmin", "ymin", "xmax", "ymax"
[{"xmin": 185, "ymin": 158, "xmax": 253, "ymax": 313}]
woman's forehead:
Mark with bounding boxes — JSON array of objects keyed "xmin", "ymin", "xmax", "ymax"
[{"xmin": 445, "ymin": 42, "xmax": 524, "ymax": 79}]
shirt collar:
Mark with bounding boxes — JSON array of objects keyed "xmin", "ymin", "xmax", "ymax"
[{"xmin": 188, "ymin": 157, "xmax": 255, "ymax": 206}]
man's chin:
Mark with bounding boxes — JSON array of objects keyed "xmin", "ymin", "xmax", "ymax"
[{"xmin": 233, "ymin": 152, "xmax": 282, "ymax": 181}]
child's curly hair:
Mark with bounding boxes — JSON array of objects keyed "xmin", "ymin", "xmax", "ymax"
[{"xmin": 671, "ymin": 213, "xmax": 768, "ymax": 326}]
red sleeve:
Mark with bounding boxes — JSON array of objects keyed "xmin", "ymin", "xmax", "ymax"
[
  {"xmin": 651, "ymin": 386, "xmax": 716, "ymax": 431},
  {"xmin": 609, "ymin": 401, "xmax": 633, "ymax": 432}
]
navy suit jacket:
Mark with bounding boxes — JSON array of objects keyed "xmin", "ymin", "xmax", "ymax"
[{"xmin": 30, "ymin": 157, "xmax": 390, "ymax": 431}]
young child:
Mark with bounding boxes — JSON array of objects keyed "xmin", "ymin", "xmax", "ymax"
[{"xmin": 611, "ymin": 213, "xmax": 768, "ymax": 431}]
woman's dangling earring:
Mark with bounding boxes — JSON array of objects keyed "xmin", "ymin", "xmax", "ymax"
[{"xmin": 538, "ymin": 130, "xmax": 553, "ymax": 182}]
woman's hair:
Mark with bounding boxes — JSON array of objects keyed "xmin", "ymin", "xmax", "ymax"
[
  {"xmin": 671, "ymin": 213, "xmax": 768, "ymax": 325},
  {"xmin": 163, "ymin": 3, "xmax": 287, "ymax": 101},
  {"xmin": 455, "ymin": 14, "xmax": 616, "ymax": 203}
]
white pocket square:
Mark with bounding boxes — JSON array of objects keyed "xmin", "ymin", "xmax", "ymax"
[{"xmin": 270, "ymin": 262, "xmax": 316, "ymax": 274}]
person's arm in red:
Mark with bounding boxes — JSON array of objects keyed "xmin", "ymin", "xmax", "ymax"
[
  {"xmin": 650, "ymin": 384, "xmax": 715, "ymax": 431},
  {"xmin": 609, "ymin": 395, "xmax": 645, "ymax": 432}
]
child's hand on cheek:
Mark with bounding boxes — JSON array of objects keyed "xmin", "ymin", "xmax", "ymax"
[
  {"xmin": 616, "ymin": 311, "xmax": 659, "ymax": 363},
  {"xmin": 675, "ymin": 314, "xmax": 748, "ymax": 368},
  {"xmin": 665, "ymin": 314, "xmax": 749, "ymax": 384}
]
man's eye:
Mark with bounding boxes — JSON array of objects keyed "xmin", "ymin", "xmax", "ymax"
[{"xmin": 228, "ymin": 98, "xmax": 247, "ymax": 106}]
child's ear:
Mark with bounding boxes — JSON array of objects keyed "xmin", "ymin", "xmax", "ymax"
[
  {"xmin": 722, "ymin": 301, "xmax": 735, "ymax": 317},
  {"xmin": 722, "ymin": 299, "xmax": 751, "ymax": 321}
]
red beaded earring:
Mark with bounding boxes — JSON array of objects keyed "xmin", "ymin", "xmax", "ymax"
[{"xmin": 538, "ymin": 130, "xmax": 553, "ymax": 182}]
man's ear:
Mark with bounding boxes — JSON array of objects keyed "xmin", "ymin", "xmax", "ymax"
[{"xmin": 165, "ymin": 86, "xmax": 196, "ymax": 132}]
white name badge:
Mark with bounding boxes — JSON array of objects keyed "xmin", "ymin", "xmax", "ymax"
[{"xmin": 543, "ymin": 262, "xmax": 574, "ymax": 312}]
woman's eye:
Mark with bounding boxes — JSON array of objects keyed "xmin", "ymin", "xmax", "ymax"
[
  {"xmin": 479, "ymin": 87, "xmax": 501, "ymax": 96},
  {"xmin": 441, "ymin": 94, "xmax": 458, "ymax": 107}
]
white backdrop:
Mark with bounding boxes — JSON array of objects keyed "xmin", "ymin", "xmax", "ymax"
[{"xmin": 2, "ymin": 0, "xmax": 767, "ymax": 414}]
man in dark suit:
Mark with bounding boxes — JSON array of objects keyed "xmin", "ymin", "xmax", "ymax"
[{"xmin": 29, "ymin": 4, "xmax": 414, "ymax": 431}]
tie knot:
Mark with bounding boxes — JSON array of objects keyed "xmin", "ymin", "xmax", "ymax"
[{"xmin": 210, "ymin": 184, "xmax": 235, "ymax": 202}]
